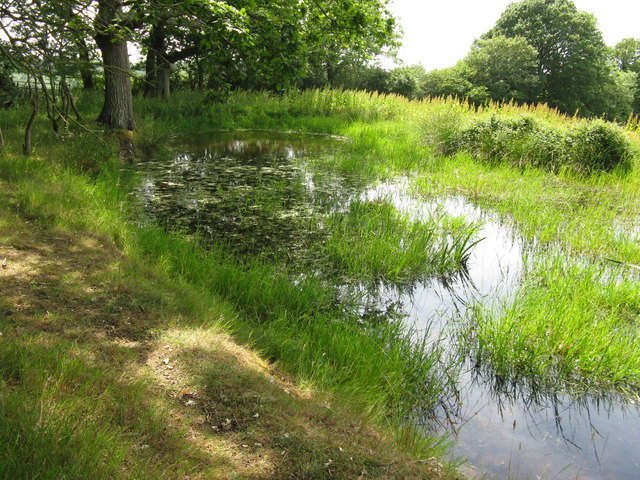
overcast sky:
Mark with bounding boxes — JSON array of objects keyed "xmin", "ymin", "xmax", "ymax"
[{"xmin": 384, "ymin": 0, "xmax": 640, "ymax": 70}]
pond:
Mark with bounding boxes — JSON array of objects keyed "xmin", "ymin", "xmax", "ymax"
[{"xmin": 134, "ymin": 130, "xmax": 640, "ymax": 479}]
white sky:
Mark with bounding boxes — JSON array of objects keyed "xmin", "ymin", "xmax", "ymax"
[{"xmin": 385, "ymin": 0, "xmax": 640, "ymax": 70}]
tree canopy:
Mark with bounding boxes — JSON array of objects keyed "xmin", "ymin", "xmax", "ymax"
[
  {"xmin": 463, "ymin": 36, "xmax": 540, "ymax": 104},
  {"xmin": 484, "ymin": 0, "xmax": 610, "ymax": 116},
  {"xmin": 1, "ymin": 0, "xmax": 399, "ymax": 129}
]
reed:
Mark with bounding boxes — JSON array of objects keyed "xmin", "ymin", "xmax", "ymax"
[{"xmin": 322, "ymin": 199, "xmax": 480, "ymax": 283}]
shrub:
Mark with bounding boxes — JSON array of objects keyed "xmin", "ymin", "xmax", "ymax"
[
  {"xmin": 448, "ymin": 114, "xmax": 635, "ymax": 174},
  {"xmin": 563, "ymin": 121, "xmax": 635, "ymax": 174}
]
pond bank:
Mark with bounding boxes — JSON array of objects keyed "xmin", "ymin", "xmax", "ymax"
[
  {"xmin": 134, "ymin": 130, "xmax": 640, "ymax": 479},
  {"xmin": 0, "ymin": 170, "xmax": 454, "ymax": 479}
]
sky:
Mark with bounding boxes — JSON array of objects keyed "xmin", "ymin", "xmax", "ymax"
[{"xmin": 384, "ymin": 0, "xmax": 640, "ymax": 70}]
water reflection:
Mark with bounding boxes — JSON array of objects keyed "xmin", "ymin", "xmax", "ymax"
[
  {"xmin": 135, "ymin": 130, "xmax": 355, "ymax": 258},
  {"xmin": 354, "ymin": 184, "xmax": 525, "ymax": 330},
  {"xmin": 452, "ymin": 368, "xmax": 640, "ymax": 479},
  {"xmin": 134, "ymin": 131, "xmax": 640, "ymax": 480}
]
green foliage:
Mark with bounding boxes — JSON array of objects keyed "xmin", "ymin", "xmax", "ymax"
[
  {"xmin": 0, "ymin": 54, "xmax": 16, "ymax": 108},
  {"xmin": 612, "ymin": 38, "xmax": 640, "ymax": 115},
  {"xmin": 420, "ymin": 66, "xmax": 477, "ymax": 102},
  {"xmin": 485, "ymin": 0, "xmax": 611, "ymax": 116},
  {"xmin": 462, "ymin": 36, "xmax": 540, "ymax": 104},
  {"xmin": 564, "ymin": 120, "xmax": 635, "ymax": 173},
  {"xmin": 450, "ymin": 114, "xmax": 634, "ymax": 174},
  {"xmin": 454, "ymin": 115, "xmax": 563, "ymax": 169},
  {"xmin": 384, "ymin": 65, "xmax": 427, "ymax": 99},
  {"xmin": 612, "ymin": 38, "xmax": 640, "ymax": 73},
  {"xmin": 322, "ymin": 200, "xmax": 480, "ymax": 283},
  {"xmin": 299, "ymin": 0, "xmax": 399, "ymax": 88},
  {"xmin": 470, "ymin": 257, "xmax": 640, "ymax": 388}
]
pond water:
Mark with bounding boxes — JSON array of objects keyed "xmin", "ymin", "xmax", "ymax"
[{"xmin": 135, "ymin": 131, "xmax": 640, "ymax": 479}]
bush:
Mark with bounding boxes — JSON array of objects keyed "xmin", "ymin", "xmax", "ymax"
[
  {"xmin": 564, "ymin": 121, "xmax": 635, "ymax": 174},
  {"xmin": 448, "ymin": 114, "xmax": 635, "ymax": 174}
]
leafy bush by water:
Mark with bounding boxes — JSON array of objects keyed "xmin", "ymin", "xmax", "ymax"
[
  {"xmin": 564, "ymin": 121, "xmax": 635, "ymax": 173},
  {"xmin": 448, "ymin": 114, "xmax": 635, "ymax": 174}
]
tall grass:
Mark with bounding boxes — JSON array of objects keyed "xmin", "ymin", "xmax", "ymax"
[
  {"xmin": 468, "ymin": 256, "xmax": 640, "ymax": 390},
  {"xmin": 322, "ymin": 199, "xmax": 480, "ymax": 283},
  {"xmin": 429, "ymin": 113, "xmax": 635, "ymax": 174},
  {"xmin": 134, "ymin": 225, "xmax": 458, "ymax": 420}
]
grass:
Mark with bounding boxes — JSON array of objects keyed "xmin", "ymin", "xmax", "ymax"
[
  {"xmin": 468, "ymin": 256, "xmax": 640, "ymax": 390},
  {"xmin": 0, "ymin": 97, "xmax": 462, "ymax": 478},
  {"xmin": 413, "ymin": 152, "xmax": 640, "ymax": 265},
  {"xmin": 133, "ymin": 225, "xmax": 458, "ymax": 421},
  {"xmin": 153, "ymin": 88, "xmax": 639, "ymax": 394},
  {"xmin": 321, "ymin": 199, "xmax": 481, "ymax": 283},
  {"xmin": 439, "ymin": 114, "xmax": 635, "ymax": 174},
  {"xmin": 2, "ymin": 86, "xmax": 640, "ymax": 477}
]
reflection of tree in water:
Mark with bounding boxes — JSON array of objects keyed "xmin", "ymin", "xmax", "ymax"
[{"xmin": 136, "ymin": 132, "xmax": 350, "ymax": 260}]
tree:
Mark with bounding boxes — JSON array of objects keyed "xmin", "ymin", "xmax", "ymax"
[
  {"xmin": 385, "ymin": 65, "xmax": 426, "ymax": 99},
  {"xmin": 1, "ymin": 0, "xmax": 400, "ymax": 130},
  {"xmin": 612, "ymin": 38, "xmax": 640, "ymax": 73},
  {"xmin": 599, "ymin": 70, "xmax": 637, "ymax": 121},
  {"xmin": 224, "ymin": 0, "xmax": 305, "ymax": 91},
  {"xmin": 93, "ymin": 0, "xmax": 138, "ymax": 130},
  {"xmin": 141, "ymin": 0, "xmax": 245, "ymax": 99},
  {"xmin": 0, "ymin": 1, "xmax": 88, "ymax": 139},
  {"xmin": 484, "ymin": 0, "xmax": 610, "ymax": 116},
  {"xmin": 612, "ymin": 38, "xmax": 640, "ymax": 115},
  {"xmin": 462, "ymin": 36, "xmax": 540, "ymax": 104},
  {"xmin": 0, "ymin": 48, "xmax": 17, "ymax": 107},
  {"xmin": 420, "ymin": 66, "xmax": 478, "ymax": 102},
  {"xmin": 300, "ymin": 0, "xmax": 399, "ymax": 88}
]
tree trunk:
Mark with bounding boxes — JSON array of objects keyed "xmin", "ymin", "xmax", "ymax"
[
  {"xmin": 23, "ymin": 95, "xmax": 38, "ymax": 156},
  {"xmin": 95, "ymin": 0, "xmax": 135, "ymax": 130},
  {"xmin": 158, "ymin": 60, "xmax": 171, "ymax": 100},
  {"xmin": 95, "ymin": 36, "xmax": 135, "ymax": 130},
  {"xmin": 77, "ymin": 39, "xmax": 95, "ymax": 89},
  {"xmin": 326, "ymin": 63, "xmax": 337, "ymax": 86},
  {"xmin": 196, "ymin": 57, "xmax": 204, "ymax": 90},
  {"xmin": 144, "ymin": 49, "xmax": 158, "ymax": 97},
  {"xmin": 144, "ymin": 23, "xmax": 167, "ymax": 98}
]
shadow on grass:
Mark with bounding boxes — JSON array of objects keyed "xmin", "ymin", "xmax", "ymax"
[{"xmin": 0, "ymin": 200, "xmax": 449, "ymax": 479}]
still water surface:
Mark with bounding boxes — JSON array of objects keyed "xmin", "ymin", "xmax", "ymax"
[{"xmin": 135, "ymin": 130, "xmax": 640, "ymax": 479}]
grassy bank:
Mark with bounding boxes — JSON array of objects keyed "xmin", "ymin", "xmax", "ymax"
[
  {"xmin": 1, "ymin": 87, "xmax": 640, "ymax": 477},
  {"xmin": 0, "ymin": 97, "xmax": 460, "ymax": 478}
]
